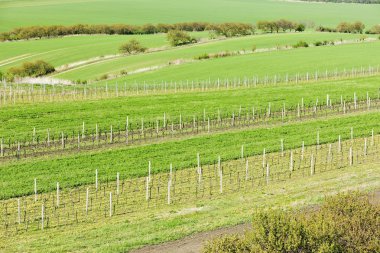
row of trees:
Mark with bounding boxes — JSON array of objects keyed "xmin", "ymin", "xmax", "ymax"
[
  {"xmin": 257, "ymin": 19, "xmax": 305, "ymax": 33},
  {"xmin": 316, "ymin": 21, "xmax": 366, "ymax": 33},
  {"xmin": 0, "ymin": 22, "xmax": 254, "ymax": 41},
  {"xmin": 1, "ymin": 19, "xmax": 307, "ymax": 41}
]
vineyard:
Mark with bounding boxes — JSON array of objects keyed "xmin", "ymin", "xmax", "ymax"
[
  {"xmin": 1, "ymin": 0, "xmax": 380, "ymax": 252},
  {"xmin": 1, "ymin": 134, "xmax": 379, "ymax": 233}
]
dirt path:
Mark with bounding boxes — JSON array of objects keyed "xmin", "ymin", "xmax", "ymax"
[{"xmin": 130, "ymin": 223, "xmax": 251, "ymax": 253}]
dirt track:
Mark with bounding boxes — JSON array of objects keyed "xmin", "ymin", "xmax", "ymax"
[{"xmin": 130, "ymin": 223, "xmax": 251, "ymax": 253}]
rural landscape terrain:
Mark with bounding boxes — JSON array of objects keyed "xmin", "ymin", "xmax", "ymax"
[{"xmin": 0, "ymin": 0, "xmax": 379, "ymax": 252}]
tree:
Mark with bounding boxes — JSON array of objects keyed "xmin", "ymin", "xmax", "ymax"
[
  {"xmin": 295, "ymin": 23, "xmax": 306, "ymax": 32},
  {"xmin": 352, "ymin": 21, "xmax": 365, "ymax": 33},
  {"xmin": 336, "ymin": 22, "xmax": 352, "ymax": 33},
  {"xmin": 167, "ymin": 30, "xmax": 196, "ymax": 46},
  {"xmin": 119, "ymin": 39, "xmax": 147, "ymax": 54}
]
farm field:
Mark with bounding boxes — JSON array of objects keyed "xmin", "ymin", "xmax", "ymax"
[
  {"xmin": 0, "ymin": 75, "xmax": 379, "ymax": 139},
  {"xmin": 1, "ymin": 0, "xmax": 380, "ymax": 31},
  {"xmin": 103, "ymin": 41, "xmax": 380, "ymax": 83},
  {"xmin": 1, "ymin": 0, "xmax": 379, "ymax": 252}
]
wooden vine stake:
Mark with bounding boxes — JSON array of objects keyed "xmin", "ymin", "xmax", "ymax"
[
  {"xmin": 281, "ymin": 139, "xmax": 284, "ymax": 157},
  {"xmin": 338, "ymin": 135, "xmax": 342, "ymax": 153},
  {"xmin": 371, "ymin": 129, "xmax": 374, "ymax": 146},
  {"xmin": 266, "ymin": 163, "xmax": 270, "ymax": 185},
  {"xmin": 86, "ymin": 188, "xmax": 89, "ymax": 215},
  {"xmin": 349, "ymin": 147, "xmax": 353, "ymax": 166},
  {"xmin": 197, "ymin": 153, "xmax": 202, "ymax": 183},
  {"xmin": 289, "ymin": 150, "xmax": 293, "ymax": 172},
  {"xmin": 364, "ymin": 138, "xmax": 367, "ymax": 156},
  {"xmin": 125, "ymin": 117, "xmax": 129, "ymax": 144},
  {"xmin": 262, "ymin": 149, "xmax": 266, "ymax": 169},
  {"xmin": 310, "ymin": 154, "xmax": 315, "ymax": 175}
]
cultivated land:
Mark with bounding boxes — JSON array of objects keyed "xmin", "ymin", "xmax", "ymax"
[
  {"xmin": 1, "ymin": 0, "xmax": 380, "ymax": 31},
  {"xmin": 0, "ymin": 0, "xmax": 379, "ymax": 252}
]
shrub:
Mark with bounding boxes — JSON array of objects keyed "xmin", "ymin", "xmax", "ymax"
[
  {"xmin": 314, "ymin": 41, "xmax": 323, "ymax": 46},
  {"xmin": 252, "ymin": 45, "xmax": 257, "ymax": 52},
  {"xmin": 366, "ymin": 24, "xmax": 380, "ymax": 34},
  {"xmin": 203, "ymin": 192, "xmax": 380, "ymax": 253},
  {"xmin": 293, "ymin": 41, "xmax": 309, "ymax": 48},
  {"xmin": 336, "ymin": 21, "xmax": 365, "ymax": 33},
  {"xmin": 295, "ymin": 23, "xmax": 306, "ymax": 32},
  {"xmin": 119, "ymin": 39, "xmax": 147, "ymax": 54},
  {"xmin": 99, "ymin": 74, "xmax": 108, "ymax": 80},
  {"xmin": 167, "ymin": 30, "xmax": 196, "ymax": 46},
  {"xmin": 195, "ymin": 53, "xmax": 210, "ymax": 60},
  {"xmin": 8, "ymin": 60, "xmax": 55, "ymax": 78}
]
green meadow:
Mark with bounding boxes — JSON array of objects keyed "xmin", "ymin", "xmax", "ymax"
[{"xmin": 1, "ymin": 0, "xmax": 380, "ymax": 32}]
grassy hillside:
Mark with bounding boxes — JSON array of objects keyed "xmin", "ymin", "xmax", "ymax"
[
  {"xmin": 49, "ymin": 32, "xmax": 375, "ymax": 81},
  {"xmin": 102, "ymin": 41, "xmax": 380, "ymax": 83},
  {"xmin": 0, "ymin": 0, "xmax": 380, "ymax": 32}
]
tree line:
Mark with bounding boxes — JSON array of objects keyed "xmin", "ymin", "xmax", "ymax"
[
  {"xmin": 0, "ymin": 22, "xmax": 251, "ymax": 41},
  {"xmin": 316, "ymin": 21, "xmax": 367, "ymax": 33},
  {"xmin": 0, "ymin": 19, "xmax": 305, "ymax": 41},
  {"xmin": 257, "ymin": 19, "xmax": 306, "ymax": 33}
]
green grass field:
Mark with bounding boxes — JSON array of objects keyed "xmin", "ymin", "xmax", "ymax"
[
  {"xmin": 1, "ymin": 0, "xmax": 380, "ymax": 32},
  {"xmin": 102, "ymin": 41, "xmax": 380, "ymax": 83},
  {"xmin": 50, "ymin": 32, "xmax": 376, "ymax": 81}
]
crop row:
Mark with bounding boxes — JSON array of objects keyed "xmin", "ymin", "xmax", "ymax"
[
  {"xmin": 0, "ymin": 96, "xmax": 376, "ymax": 159},
  {"xmin": 1, "ymin": 65, "xmax": 379, "ymax": 106}
]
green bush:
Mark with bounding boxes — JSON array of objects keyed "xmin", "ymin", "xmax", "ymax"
[
  {"xmin": 195, "ymin": 53, "xmax": 210, "ymax": 60},
  {"xmin": 119, "ymin": 39, "xmax": 147, "ymax": 54},
  {"xmin": 167, "ymin": 30, "xmax": 196, "ymax": 46},
  {"xmin": 7, "ymin": 60, "xmax": 55, "ymax": 79},
  {"xmin": 252, "ymin": 45, "xmax": 257, "ymax": 52},
  {"xmin": 295, "ymin": 23, "xmax": 306, "ymax": 32},
  {"xmin": 293, "ymin": 41, "xmax": 309, "ymax": 48},
  {"xmin": 314, "ymin": 41, "xmax": 323, "ymax": 46},
  {"xmin": 203, "ymin": 192, "xmax": 380, "ymax": 253}
]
